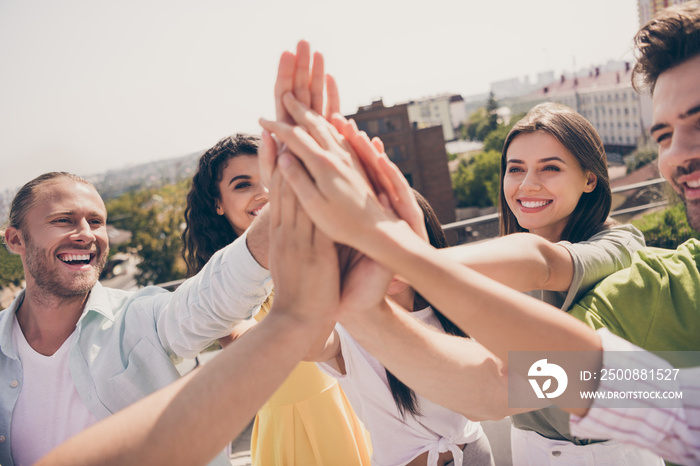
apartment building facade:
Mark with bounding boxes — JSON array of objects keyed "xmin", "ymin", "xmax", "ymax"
[
  {"xmin": 511, "ymin": 64, "xmax": 653, "ymax": 154},
  {"xmin": 405, "ymin": 94, "xmax": 466, "ymax": 142}
]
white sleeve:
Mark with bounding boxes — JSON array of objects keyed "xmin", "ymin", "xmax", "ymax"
[
  {"xmin": 570, "ymin": 329, "xmax": 700, "ymax": 465},
  {"xmin": 155, "ymin": 230, "xmax": 273, "ymax": 357}
]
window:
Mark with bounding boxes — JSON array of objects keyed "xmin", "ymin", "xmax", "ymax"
[{"xmin": 386, "ymin": 145, "xmax": 409, "ymax": 163}]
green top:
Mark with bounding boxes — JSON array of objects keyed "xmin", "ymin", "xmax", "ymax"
[
  {"xmin": 570, "ymin": 238, "xmax": 700, "ymax": 354},
  {"xmin": 512, "ymin": 224, "xmax": 647, "ymax": 444}
]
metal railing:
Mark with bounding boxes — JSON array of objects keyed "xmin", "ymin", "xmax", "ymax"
[
  {"xmin": 158, "ymin": 178, "xmax": 669, "ymax": 290},
  {"xmin": 442, "ymin": 177, "xmax": 668, "ymax": 233}
]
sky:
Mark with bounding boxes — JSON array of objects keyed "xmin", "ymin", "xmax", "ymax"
[{"xmin": 0, "ymin": 0, "xmax": 640, "ymax": 193}]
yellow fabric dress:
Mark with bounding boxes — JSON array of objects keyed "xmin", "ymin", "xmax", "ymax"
[{"xmin": 250, "ymin": 296, "xmax": 371, "ymax": 465}]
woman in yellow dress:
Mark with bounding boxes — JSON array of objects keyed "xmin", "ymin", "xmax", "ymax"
[{"xmin": 181, "ymin": 133, "xmax": 371, "ymax": 465}]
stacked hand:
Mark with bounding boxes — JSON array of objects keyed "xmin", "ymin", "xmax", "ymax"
[{"xmin": 261, "ymin": 40, "xmax": 431, "ymax": 326}]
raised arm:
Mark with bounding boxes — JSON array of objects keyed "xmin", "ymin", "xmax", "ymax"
[
  {"xmin": 259, "ymin": 92, "xmax": 602, "ymax": 358},
  {"xmin": 330, "ymin": 115, "xmax": 645, "ymax": 301},
  {"xmin": 39, "ymin": 170, "xmax": 341, "ymax": 466}
]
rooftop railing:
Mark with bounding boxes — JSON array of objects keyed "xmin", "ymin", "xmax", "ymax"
[{"xmin": 159, "ymin": 177, "xmax": 669, "ymax": 291}]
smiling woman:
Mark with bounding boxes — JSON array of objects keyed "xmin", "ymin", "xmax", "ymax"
[
  {"xmin": 181, "ymin": 133, "xmax": 371, "ymax": 466},
  {"xmin": 489, "ymin": 103, "xmax": 661, "ymax": 465}
]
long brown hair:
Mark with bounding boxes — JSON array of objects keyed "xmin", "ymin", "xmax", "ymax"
[
  {"xmin": 386, "ymin": 190, "xmax": 467, "ymax": 418},
  {"xmin": 498, "ymin": 103, "xmax": 612, "ymax": 243},
  {"xmin": 182, "ymin": 134, "xmax": 260, "ymax": 276}
]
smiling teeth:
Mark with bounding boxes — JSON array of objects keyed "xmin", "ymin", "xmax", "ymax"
[
  {"xmin": 249, "ymin": 205, "xmax": 265, "ymax": 216},
  {"xmin": 521, "ymin": 200, "xmax": 550, "ymax": 208},
  {"xmin": 59, "ymin": 254, "xmax": 91, "ymax": 262},
  {"xmin": 687, "ymin": 179, "xmax": 700, "ymax": 188}
]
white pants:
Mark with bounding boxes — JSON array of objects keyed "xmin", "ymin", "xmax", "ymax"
[{"xmin": 510, "ymin": 426, "xmax": 665, "ymax": 466}]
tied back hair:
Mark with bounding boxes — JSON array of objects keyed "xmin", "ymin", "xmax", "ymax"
[
  {"xmin": 182, "ymin": 134, "xmax": 260, "ymax": 276},
  {"xmin": 386, "ymin": 190, "xmax": 467, "ymax": 419}
]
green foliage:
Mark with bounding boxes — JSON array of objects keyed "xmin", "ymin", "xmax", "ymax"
[
  {"xmin": 483, "ymin": 124, "xmax": 511, "ymax": 153},
  {"xmin": 451, "ymin": 150, "xmax": 501, "ymax": 208},
  {"xmin": 0, "ymin": 246, "xmax": 23, "ymax": 287},
  {"xmin": 105, "ymin": 179, "xmax": 190, "ymax": 287},
  {"xmin": 464, "ymin": 93, "xmax": 500, "ymax": 142},
  {"xmin": 482, "ymin": 112, "xmax": 526, "ymax": 153},
  {"xmin": 447, "ymin": 152, "xmax": 458, "ymax": 162},
  {"xmin": 632, "ymin": 202, "xmax": 700, "ymax": 249},
  {"xmin": 626, "ymin": 147, "xmax": 658, "ymax": 173}
]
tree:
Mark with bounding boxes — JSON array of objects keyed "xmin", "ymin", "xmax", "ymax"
[
  {"xmin": 482, "ymin": 112, "xmax": 526, "ymax": 153},
  {"xmin": 451, "ymin": 150, "xmax": 501, "ymax": 208},
  {"xmin": 485, "ymin": 91, "xmax": 499, "ymax": 133},
  {"xmin": 626, "ymin": 146, "xmax": 658, "ymax": 173},
  {"xmin": 463, "ymin": 92, "xmax": 500, "ymax": 142},
  {"xmin": 483, "ymin": 125, "xmax": 511, "ymax": 153},
  {"xmin": 105, "ymin": 180, "xmax": 189, "ymax": 287},
  {"xmin": 0, "ymin": 246, "xmax": 24, "ymax": 287}
]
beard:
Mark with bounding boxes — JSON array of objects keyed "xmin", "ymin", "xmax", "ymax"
[
  {"xmin": 685, "ymin": 199, "xmax": 700, "ymax": 233},
  {"xmin": 24, "ymin": 235, "xmax": 108, "ymax": 299}
]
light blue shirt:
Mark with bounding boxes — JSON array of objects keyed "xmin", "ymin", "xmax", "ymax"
[{"xmin": 0, "ymin": 233, "xmax": 272, "ymax": 465}]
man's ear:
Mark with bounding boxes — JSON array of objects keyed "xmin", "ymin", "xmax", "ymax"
[{"xmin": 4, "ymin": 227, "xmax": 25, "ymax": 255}]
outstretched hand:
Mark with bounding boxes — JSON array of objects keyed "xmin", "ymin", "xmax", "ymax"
[
  {"xmin": 261, "ymin": 40, "xmax": 341, "ymax": 188},
  {"xmin": 267, "ymin": 167, "xmax": 339, "ymax": 326},
  {"xmin": 260, "ymin": 96, "xmax": 392, "ymax": 249},
  {"xmin": 337, "ymin": 252, "xmax": 393, "ymax": 327},
  {"xmin": 330, "ymin": 114, "xmax": 428, "ymax": 242}
]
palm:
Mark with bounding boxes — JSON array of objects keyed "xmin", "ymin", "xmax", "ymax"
[{"xmin": 338, "ymin": 253, "xmax": 392, "ymax": 322}]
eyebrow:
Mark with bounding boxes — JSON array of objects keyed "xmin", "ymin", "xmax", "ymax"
[
  {"xmin": 506, "ymin": 156, "xmax": 566, "ymax": 165},
  {"xmin": 650, "ymin": 103, "xmax": 700, "ymax": 134},
  {"xmin": 227, "ymin": 175, "xmax": 251, "ymax": 186},
  {"xmin": 46, "ymin": 210, "xmax": 106, "ymax": 220}
]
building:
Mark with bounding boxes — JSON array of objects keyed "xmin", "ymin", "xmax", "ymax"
[
  {"xmin": 637, "ymin": 0, "xmax": 693, "ymax": 26},
  {"xmin": 510, "ymin": 64, "xmax": 653, "ymax": 155},
  {"xmin": 405, "ymin": 93, "xmax": 466, "ymax": 141},
  {"xmin": 348, "ymin": 100, "xmax": 456, "ymax": 225},
  {"xmin": 490, "ymin": 71, "xmax": 555, "ymax": 99}
]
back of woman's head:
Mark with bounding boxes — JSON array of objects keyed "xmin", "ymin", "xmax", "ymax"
[
  {"xmin": 498, "ymin": 102, "xmax": 611, "ymax": 243},
  {"xmin": 182, "ymin": 134, "xmax": 260, "ymax": 276},
  {"xmin": 387, "ymin": 190, "xmax": 467, "ymax": 418}
]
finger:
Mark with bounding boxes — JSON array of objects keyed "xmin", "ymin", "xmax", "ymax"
[
  {"xmin": 269, "ymin": 166, "xmax": 284, "ymax": 230},
  {"xmin": 277, "ymin": 153, "xmax": 329, "ymax": 225},
  {"xmin": 325, "ymin": 74, "xmax": 340, "ymax": 118},
  {"xmin": 379, "ymin": 156, "xmax": 409, "ymax": 201},
  {"xmin": 334, "ymin": 122, "xmax": 383, "ymax": 193},
  {"xmin": 259, "ymin": 130, "xmax": 277, "ymax": 188},
  {"xmin": 359, "ymin": 132, "xmax": 397, "ymax": 200},
  {"xmin": 259, "ymin": 117, "xmax": 329, "ymax": 177},
  {"xmin": 280, "ymin": 164, "xmax": 298, "ymax": 231},
  {"xmin": 312, "ymin": 225, "xmax": 335, "ymax": 255},
  {"xmin": 329, "ymin": 112, "xmax": 349, "ymax": 133},
  {"xmin": 293, "ymin": 40, "xmax": 311, "ymax": 108},
  {"xmin": 274, "ymin": 51, "xmax": 296, "ymax": 124},
  {"xmin": 371, "ymin": 136, "xmax": 384, "ymax": 153},
  {"xmin": 293, "ymin": 192, "xmax": 314, "ymax": 246},
  {"xmin": 378, "ymin": 192, "xmax": 394, "ymax": 213},
  {"xmin": 282, "ymin": 92, "xmax": 339, "ymax": 151},
  {"xmin": 309, "ymin": 51, "xmax": 325, "ymax": 115}
]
